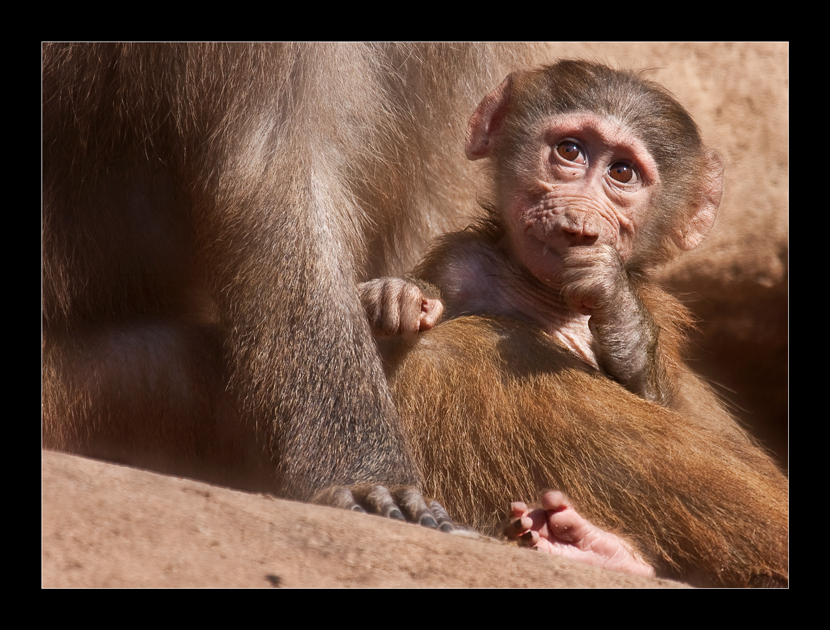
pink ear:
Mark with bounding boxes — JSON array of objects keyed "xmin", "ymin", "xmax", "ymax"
[
  {"xmin": 465, "ymin": 74, "xmax": 515, "ymax": 161},
  {"xmin": 672, "ymin": 150, "xmax": 724, "ymax": 251}
]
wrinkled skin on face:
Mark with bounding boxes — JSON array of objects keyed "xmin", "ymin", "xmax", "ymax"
[
  {"xmin": 498, "ymin": 112, "xmax": 661, "ymax": 291},
  {"xmin": 459, "ymin": 106, "xmax": 671, "ymax": 396}
]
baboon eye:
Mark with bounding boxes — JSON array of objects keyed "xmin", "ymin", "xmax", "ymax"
[
  {"xmin": 556, "ymin": 141, "xmax": 583, "ymax": 162},
  {"xmin": 609, "ymin": 162, "xmax": 636, "ymax": 184}
]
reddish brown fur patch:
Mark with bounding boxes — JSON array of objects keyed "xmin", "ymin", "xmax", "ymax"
[{"xmin": 390, "ymin": 316, "xmax": 788, "ymax": 587}]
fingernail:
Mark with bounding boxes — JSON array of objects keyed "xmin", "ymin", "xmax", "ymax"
[{"xmin": 420, "ymin": 515, "xmax": 438, "ymax": 528}]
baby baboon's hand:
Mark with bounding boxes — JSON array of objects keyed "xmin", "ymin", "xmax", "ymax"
[{"xmin": 359, "ymin": 277, "xmax": 443, "ymax": 340}]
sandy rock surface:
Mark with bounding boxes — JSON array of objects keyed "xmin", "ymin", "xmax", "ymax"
[{"xmin": 42, "ymin": 451, "xmax": 686, "ymax": 588}]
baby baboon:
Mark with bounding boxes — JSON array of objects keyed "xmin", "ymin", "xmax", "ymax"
[{"xmin": 361, "ymin": 60, "xmax": 788, "ymax": 587}]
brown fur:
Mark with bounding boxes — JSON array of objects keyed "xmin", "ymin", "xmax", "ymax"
[
  {"xmin": 389, "ymin": 315, "xmax": 788, "ymax": 587},
  {"xmin": 41, "ymin": 42, "xmax": 542, "ymax": 500}
]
